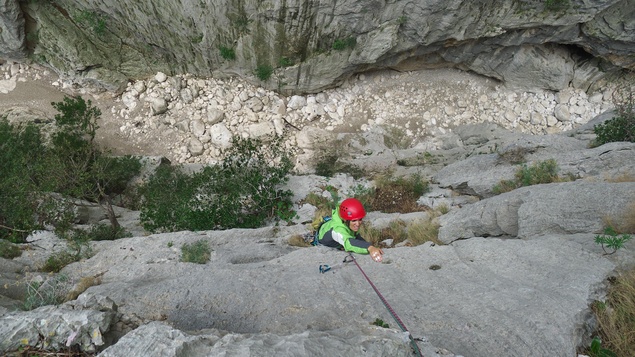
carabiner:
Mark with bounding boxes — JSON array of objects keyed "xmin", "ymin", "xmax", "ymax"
[{"xmin": 319, "ymin": 264, "xmax": 331, "ymax": 274}]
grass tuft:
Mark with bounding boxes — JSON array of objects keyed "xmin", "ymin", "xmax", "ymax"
[
  {"xmin": 621, "ymin": 201, "xmax": 635, "ymax": 234},
  {"xmin": 181, "ymin": 239, "xmax": 211, "ymax": 264},
  {"xmin": 357, "ymin": 214, "xmax": 442, "ymax": 248},
  {"xmin": 407, "ymin": 215, "xmax": 442, "ymax": 246},
  {"xmin": 0, "ymin": 239, "xmax": 22, "ymax": 259},
  {"xmin": 23, "ymin": 274, "xmax": 71, "ymax": 311},
  {"xmin": 288, "ymin": 234, "xmax": 311, "ymax": 247},
  {"xmin": 497, "ymin": 145, "xmax": 534, "ymax": 165},
  {"xmin": 602, "ymin": 200, "xmax": 635, "ymax": 235},
  {"xmin": 605, "ymin": 173, "xmax": 635, "ymax": 183},
  {"xmin": 592, "ymin": 268, "xmax": 635, "ymax": 356}
]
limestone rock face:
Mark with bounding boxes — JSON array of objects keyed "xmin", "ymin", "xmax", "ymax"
[
  {"xmin": 438, "ymin": 181, "xmax": 635, "ymax": 243},
  {"xmin": 97, "ymin": 321, "xmax": 416, "ymax": 357},
  {"xmin": 1, "ymin": 0, "xmax": 633, "ymax": 93},
  {"xmin": 0, "ymin": 0, "xmax": 26, "ymax": 60}
]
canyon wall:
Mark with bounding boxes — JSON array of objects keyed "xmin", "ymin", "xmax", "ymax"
[{"xmin": 1, "ymin": 0, "xmax": 634, "ymax": 94}]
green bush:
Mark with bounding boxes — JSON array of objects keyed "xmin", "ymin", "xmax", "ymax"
[
  {"xmin": 47, "ymin": 96, "xmax": 141, "ymax": 231},
  {"xmin": 594, "ymin": 84, "xmax": 635, "ymax": 146},
  {"xmin": 0, "ymin": 120, "xmax": 48, "ymax": 242},
  {"xmin": 140, "ymin": 137, "xmax": 294, "ymax": 232},
  {"xmin": 278, "ymin": 57, "xmax": 294, "ymax": 67},
  {"xmin": 383, "ymin": 126, "xmax": 411, "ymax": 150},
  {"xmin": 332, "ymin": 37, "xmax": 356, "ymax": 51},
  {"xmin": 544, "ymin": 0, "xmax": 570, "ymax": 11},
  {"xmin": 594, "ymin": 112, "xmax": 635, "ymax": 146},
  {"xmin": 42, "ymin": 251, "xmax": 82, "ymax": 273},
  {"xmin": 86, "ymin": 223, "xmax": 132, "ymax": 241},
  {"xmin": 314, "ymin": 152, "xmax": 366, "ymax": 179},
  {"xmin": 42, "ymin": 229, "xmax": 93, "ymax": 273},
  {"xmin": 219, "ymin": 46, "xmax": 236, "ymax": 60},
  {"xmin": 588, "ymin": 337, "xmax": 617, "ymax": 357},
  {"xmin": 517, "ymin": 159, "xmax": 559, "ymax": 186},
  {"xmin": 368, "ymin": 173, "xmax": 429, "ymax": 213},
  {"xmin": 181, "ymin": 239, "xmax": 211, "ymax": 264},
  {"xmin": 372, "ymin": 318, "xmax": 390, "ymax": 328},
  {"xmin": 314, "ymin": 153, "xmax": 339, "ymax": 177},
  {"xmin": 74, "ymin": 10, "xmax": 107, "ymax": 36},
  {"xmin": 493, "ymin": 159, "xmax": 566, "ymax": 194},
  {"xmin": 255, "ymin": 64, "xmax": 273, "ymax": 81}
]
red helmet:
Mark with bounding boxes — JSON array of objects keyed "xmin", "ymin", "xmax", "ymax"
[{"xmin": 339, "ymin": 198, "xmax": 366, "ymax": 221}]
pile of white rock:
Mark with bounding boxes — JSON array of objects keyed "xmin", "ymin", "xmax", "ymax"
[
  {"xmin": 0, "ymin": 60, "xmax": 614, "ymax": 166},
  {"xmin": 113, "ymin": 69, "xmax": 614, "ymax": 165},
  {"xmin": 0, "ymin": 61, "xmax": 25, "ymax": 93}
]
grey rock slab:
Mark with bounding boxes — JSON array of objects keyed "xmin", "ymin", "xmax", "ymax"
[
  {"xmin": 438, "ymin": 181, "xmax": 635, "ymax": 243},
  {"xmin": 62, "ymin": 226, "xmax": 614, "ymax": 357},
  {"xmin": 412, "ymin": 237, "xmax": 614, "ymax": 357},
  {"xmin": 542, "ymin": 142, "xmax": 635, "ymax": 180},
  {"xmin": 97, "ymin": 321, "xmax": 421, "ymax": 357},
  {"xmin": 433, "ymin": 129, "xmax": 627, "ymax": 198},
  {"xmin": 0, "ymin": 294, "xmax": 117, "ymax": 353}
]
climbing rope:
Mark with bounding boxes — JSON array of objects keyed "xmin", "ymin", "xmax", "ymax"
[{"xmin": 321, "ymin": 253, "xmax": 423, "ymax": 356}]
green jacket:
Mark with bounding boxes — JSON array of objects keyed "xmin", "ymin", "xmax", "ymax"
[{"xmin": 318, "ymin": 206, "xmax": 371, "ymax": 254}]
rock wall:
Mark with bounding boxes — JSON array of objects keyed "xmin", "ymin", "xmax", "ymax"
[
  {"xmin": 1, "ymin": 0, "xmax": 634, "ymax": 94},
  {"xmin": 0, "ymin": 0, "xmax": 25, "ymax": 60}
]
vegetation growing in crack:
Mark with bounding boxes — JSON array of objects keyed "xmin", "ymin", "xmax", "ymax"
[
  {"xmin": 590, "ymin": 269, "xmax": 635, "ymax": 357},
  {"xmin": 219, "ymin": 46, "xmax": 236, "ymax": 61},
  {"xmin": 593, "ymin": 82, "xmax": 635, "ymax": 146},
  {"xmin": 255, "ymin": 64, "xmax": 274, "ymax": 81},
  {"xmin": 492, "ymin": 159, "xmax": 574, "ymax": 194},
  {"xmin": 73, "ymin": 10, "xmax": 107, "ymax": 36},
  {"xmin": 595, "ymin": 225, "xmax": 633, "ymax": 255},
  {"xmin": 332, "ymin": 37, "xmax": 356, "ymax": 51},
  {"xmin": 181, "ymin": 239, "xmax": 212, "ymax": 264}
]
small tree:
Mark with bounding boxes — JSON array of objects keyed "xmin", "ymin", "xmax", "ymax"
[
  {"xmin": 0, "ymin": 97, "xmax": 141, "ymax": 242},
  {"xmin": 48, "ymin": 96, "xmax": 141, "ymax": 236},
  {"xmin": 0, "ymin": 120, "xmax": 49, "ymax": 242},
  {"xmin": 47, "ymin": 97, "xmax": 140, "ymax": 235}
]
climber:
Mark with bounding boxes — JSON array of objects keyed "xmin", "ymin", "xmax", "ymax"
[{"xmin": 316, "ymin": 198, "xmax": 384, "ymax": 262}]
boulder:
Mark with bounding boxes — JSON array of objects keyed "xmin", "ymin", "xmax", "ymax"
[
  {"xmin": 438, "ymin": 181, "xmax": 635, "ymax": 243},
  {"xmin": 434, "ymin": 126, "xmax": 633, "ymax": 198},
  {"xmin": 97, "ymin": 321, "xmax": 419, "ymax": 357},
  {"xmin": 0, "ymin": 293, "xmax": 117, "ymax": 353}
]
